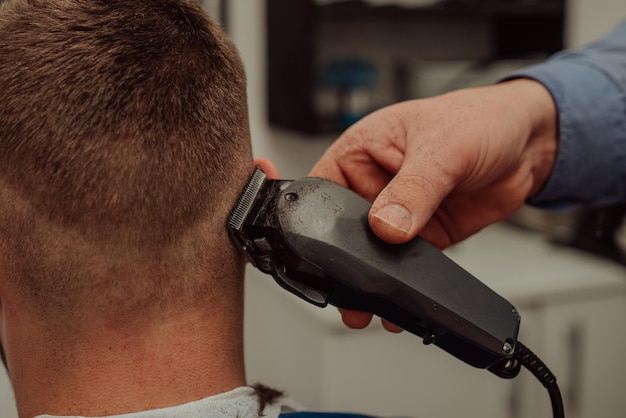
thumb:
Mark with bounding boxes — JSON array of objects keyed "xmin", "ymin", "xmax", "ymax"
[{"xmin": 368, "ymin": 167, "xmax": 453, "ymax": 244}]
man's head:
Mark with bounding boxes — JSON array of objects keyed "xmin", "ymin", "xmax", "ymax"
[{"xmin": 0, "ymin": 0, "xmax": 252, "ymax": 333}]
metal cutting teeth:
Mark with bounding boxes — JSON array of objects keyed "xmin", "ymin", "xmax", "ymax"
[{"xmin": 228, "ymin": 167, "xmax": 266, "ymax": 231}]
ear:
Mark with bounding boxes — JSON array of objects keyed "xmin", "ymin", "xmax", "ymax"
[{"xmin": 253, "ymin": 157, "xmax": 280, "ymax": 180}]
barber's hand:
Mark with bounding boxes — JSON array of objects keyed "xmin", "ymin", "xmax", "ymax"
[{"xmin": 310, "ymin": 79, "xmax": 558, "ymax": 331}]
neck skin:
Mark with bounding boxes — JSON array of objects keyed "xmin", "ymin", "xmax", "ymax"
[{"xmin": 1, "ymin": 276, "xmax": 246, "ymax": 418}]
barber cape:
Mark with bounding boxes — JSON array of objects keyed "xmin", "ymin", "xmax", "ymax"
[{"xmin": 35, "ymin": 386, "xmax": 378, "ymax": 418}]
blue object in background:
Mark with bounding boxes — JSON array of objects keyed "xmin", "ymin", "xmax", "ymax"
[{"xmin": 319, "ymin": 58, "xmax": 379, "ymax": 129}]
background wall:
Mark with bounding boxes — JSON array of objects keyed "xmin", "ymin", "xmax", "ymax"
[{"xmin": 566, "ymin": 0, "xmax": 626, "ymax": 47}]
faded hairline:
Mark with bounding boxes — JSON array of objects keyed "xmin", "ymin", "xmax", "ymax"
[{"xmin": 0, "ymin": 0, "xmax": 253, "ymax": 327}]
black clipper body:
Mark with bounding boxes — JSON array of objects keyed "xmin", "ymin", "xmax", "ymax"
[{"xmin": 229, "ymin": 168, "xmax": 521, "ymax": 377}]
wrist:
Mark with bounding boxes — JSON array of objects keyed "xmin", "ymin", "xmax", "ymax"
[{"xmin": 503, "ymin": 78, "xmax": 558, "ymax": 197}]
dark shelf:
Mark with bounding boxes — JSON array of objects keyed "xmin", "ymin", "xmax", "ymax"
[
  {"xmin": 319, "ymin": 1, "xmax": 564, "ymax": 20},
  {"xmin": 267, "ymin": 0, "xmax": 565, "ymax": 134}
]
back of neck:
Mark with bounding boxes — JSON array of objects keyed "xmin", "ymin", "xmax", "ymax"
[{"xmin": 10, "ymin": 308, "xmax": 246, "ymax": 418}]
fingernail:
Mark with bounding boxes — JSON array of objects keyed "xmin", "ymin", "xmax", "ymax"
[{"xmin": 372, "ymin": 203, "xmax": 412, "ymax": 234}]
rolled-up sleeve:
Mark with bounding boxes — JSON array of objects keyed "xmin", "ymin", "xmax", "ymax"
[{"xmin": 503, "ymin": 21, "xmax": 626, "ymax": 210}]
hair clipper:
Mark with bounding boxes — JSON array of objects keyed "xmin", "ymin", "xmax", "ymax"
[{"xmin": 228, "ymin": 167, "xmax": 521, "ymax": 378}]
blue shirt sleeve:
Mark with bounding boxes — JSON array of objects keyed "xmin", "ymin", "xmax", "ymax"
[{"xmin": 502, "ymin": 21, "xmax": 626, "ymax": 210}]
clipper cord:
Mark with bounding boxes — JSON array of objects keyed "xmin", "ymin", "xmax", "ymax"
[{"xmin": 515, "ymin": 340, "xmax": 565, "ymax": 418}]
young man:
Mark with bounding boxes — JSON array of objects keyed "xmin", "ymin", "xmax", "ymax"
[{"xmin": 0, "ymin": 1, "xmax": 301, "ymax": 416}]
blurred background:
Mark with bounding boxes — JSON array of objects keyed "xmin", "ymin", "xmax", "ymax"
[{"xmin": 1, "ymin": 1, "xmax": 625, "ymax": 417}]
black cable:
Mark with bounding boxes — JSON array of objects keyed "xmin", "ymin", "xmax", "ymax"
[{"xmin": 515, "ymin": 340, "xmax": 565, "ymax": 418}]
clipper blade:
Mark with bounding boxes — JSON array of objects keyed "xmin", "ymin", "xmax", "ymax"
[{"xmin": 228, "ymin": 168, "xmax": 267, "ymax": 231}]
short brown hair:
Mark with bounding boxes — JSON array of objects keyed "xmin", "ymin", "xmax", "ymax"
[{"xmin": 0, "ymin": 0, "xmax": 252, "ymax": 326}]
